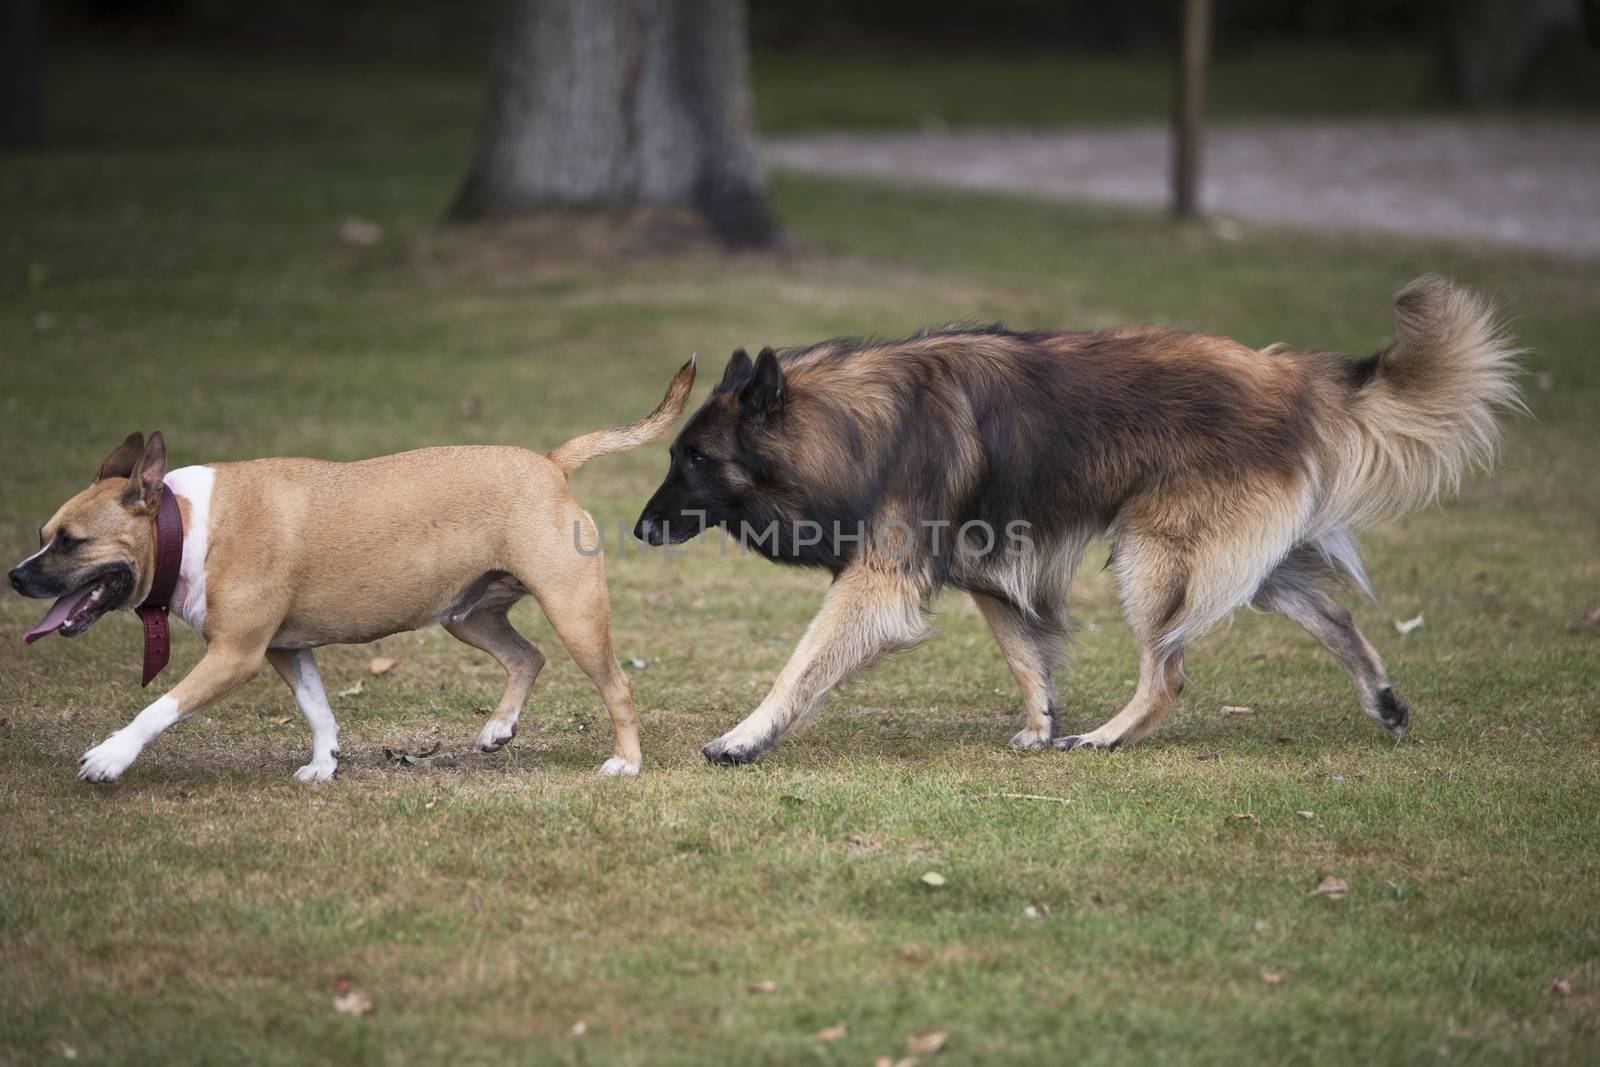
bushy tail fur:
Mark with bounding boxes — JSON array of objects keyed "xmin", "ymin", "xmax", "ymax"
[
  {"xmin": 1321, "ymin": 276, "xmax": 1523, "ymax": 531},
  {"xmin": 547, "ymin": 356, "xmax": 697, "ymax": 475}
]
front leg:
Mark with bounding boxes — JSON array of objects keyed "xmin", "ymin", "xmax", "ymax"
[
  {"xmin": 703, "ymin": 562, "xmax": 929, "ymax": 765},
  {"xmin": 266, "ymin": 648, "xmax": 341, "ymax": 782},
  {"xmin": 79, "ymin": 638, "xmax": 267, "ymax": 783}
]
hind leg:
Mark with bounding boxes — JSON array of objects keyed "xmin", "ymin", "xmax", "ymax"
[
  {"xmin": 1060, "ymin": 483, "xmax": 1305, "ymax": 751},
  {"xmin": 519, "ymin": 545, "xmax": 641, "ymax": 777},
  {"xmin": 444, "ymin": 607, "xmax": 546, "ymax": 753},
  {"xmin": 973, "ymin": 593, "xmax": 1065, "ymax": 750},
  {"xmin": 1253, "ymin": 546, "xmax": 1408, "ymax": 736}
]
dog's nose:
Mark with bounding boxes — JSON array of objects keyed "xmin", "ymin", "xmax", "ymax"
[
  {"xmin": 633, "ymin": 516, "xmax": 661, "ymax": 546},
  {"xmin": 8, "ymin": 567, "xmax": 24, "ymax": 594}
]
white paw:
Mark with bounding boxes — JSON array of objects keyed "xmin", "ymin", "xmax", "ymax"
[
  {"xmin": 78, "ymin": 732, "xmax": 142, "ymax": 783},
  {"xmin": 475, "ymin": 719, "xmax": 517, "ymax": 752},
  {"xmin": 294, "ymin": 758, "xmax": 338, "ymax": 782},
  {"xmin": 1010, "ymin": 725, "xmax": 1054, "ymax": 751},
  {"xmin": 597, "ymin": 756, "xmax": 641, "ymax": 777}
]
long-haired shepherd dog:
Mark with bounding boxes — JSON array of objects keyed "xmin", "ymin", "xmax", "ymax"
[{"xmin": 635, "ymin": 277, "xmax": 1521, "ymax": 764}]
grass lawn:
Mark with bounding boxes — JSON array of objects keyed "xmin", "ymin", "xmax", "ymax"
[{"xmin": 2, "ymin": 49, "xmax": 1599, "ymax": 1066}]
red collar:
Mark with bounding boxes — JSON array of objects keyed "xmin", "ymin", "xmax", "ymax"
[{"xmin": 135, "ymin": 485, "xmax": 184, "ymax": 687}]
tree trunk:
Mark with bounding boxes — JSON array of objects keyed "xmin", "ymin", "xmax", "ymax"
[
  {"xmin": 1, "ymin": 0, "xmax": 43, "ymax": 150},
  {"xmin": 451, "ymin": 0, "xmax": 778, "ymax": 247}
]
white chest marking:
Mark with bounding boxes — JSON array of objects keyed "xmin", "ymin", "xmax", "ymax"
[{"xmin": 162, "ymin": 466, "xmax": 215, "ymax": 636}]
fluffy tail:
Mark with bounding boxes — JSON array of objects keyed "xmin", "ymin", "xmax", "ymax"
[
  {"xmin": 1323, "ymin": 276, "xmax": 1523, "ymax": 531},
  {"xmin": 547, "ymin": 356, "xmax": 697, "ymax": 476}
]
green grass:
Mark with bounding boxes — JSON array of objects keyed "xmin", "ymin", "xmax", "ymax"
[{"xmin": 3, "ymin": 50, "xmax": 1599, "ymax": 1066}]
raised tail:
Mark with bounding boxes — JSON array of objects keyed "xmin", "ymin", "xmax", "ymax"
[
  {"xmin": 1322, "ymin": 276, "xmax": 1523, "ymax": 531},
  {"xmin": 547, "ymin": 356, "xmax": 697, "ymax": 476}
]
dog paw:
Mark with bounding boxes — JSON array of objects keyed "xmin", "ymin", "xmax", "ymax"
[
  {"xmin": 1374, "ymin": 687, "xmax": 1409, "ymax": 737},
  {"xmin": 702, "ymin": 732, "xmax": 769, "ymax": 766},
  {"xmin": 1053, "ymin": 734, "xmax": 1120, "ymax": 753},
  {"xmin": 1010, "ymin": 725, "xmax": 1054, "ymax": 751},
  {"xmin": 475, "ymin": 719, "xmax": 517, "ymax": 753},
  {"xmin": 294, "ymin": 757, "xmax": 338, "ymax": 783},
  {"xmin": 78, "ymin": 732, "xmax": 141, "ymax": 783},
  {"xmin": 597, "ymin": 756, "xmax": 641, "ymax": 778}
]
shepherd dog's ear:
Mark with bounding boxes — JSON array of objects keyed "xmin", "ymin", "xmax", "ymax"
[
  {"xmin": 121, "ymin": 431, "xmax": 167, "ymax": 512},
  {"xmin": 743, "ymin": 347, "xmax": 786, "ymax": 421},
  {"xmin": 716, "ymin": 347, "xmax": 754, "ymax": 394},
  {"xmin": 96, "ymin": 432, "xmax": 146, "ymax": 482}
]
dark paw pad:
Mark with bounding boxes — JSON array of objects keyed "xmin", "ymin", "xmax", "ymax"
[
  {"xmin": 1377, "ymin": 687, "xmax": 1409, "ymax": 735},
  {"xmin": 702, "ymin": 737, "xmax": 764, "ymax": 766}
]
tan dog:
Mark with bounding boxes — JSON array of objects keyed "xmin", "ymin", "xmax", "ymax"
[{"xmin": 9, "ymin": 359, "xmax": 696, "ymax": 783}]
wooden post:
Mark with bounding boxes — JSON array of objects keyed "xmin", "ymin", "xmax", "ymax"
[{"xmin": 1171, "ymin": 0, "xmax": 1212, "ymax": 218}]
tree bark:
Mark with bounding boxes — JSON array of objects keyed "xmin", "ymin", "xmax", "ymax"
[
  {"xmin": 1, "ymin": 0, "xmax": 44, "ymax": 150},
  {"xmin": 451, "ymin": 0, "xmax": 778, "ymax": 247}
]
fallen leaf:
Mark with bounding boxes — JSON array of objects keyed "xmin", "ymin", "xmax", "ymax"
[
  {"xmin": 1253, "ymin": 919, "xmax": 1271, "ymax": 933},
  {"xmin": 1311, "ymin": 875, "xmax": 1349, "ymax": 899},
  {"xmin": 1023, "ymin": 903, "xmax": 1050, "ymax": 919},
  {"xmin": 572, "ymin": 1020, "xmax": 588, "ymax": 1037},
  {"xmin": 332, "ymin": 988, "xmax": 374, "ymax": 1016},
  {"xmin": 1260, "ymin": 969, "xmax": 1285, "ymax": 984},
  {"xmin": 274, "ymin": 715, "xmax": 293, "ymax": 726},
  {"xmin": 811, "ymin": 1024, "xmax": 847, "ymax": 1042},
  {"xmin": 920, "ymin": 871, "xmax": 947, "ymax": 887},
  {"xmin": 747, "ymin": 980, "xmax": 777, "ymax": 994},
  {"xmin": 1221, "ymin": 705, "xmax": 1255, "ymax": 715},
  {"xmin": 337, "ymin": 681, "xmax": 363, "ymax": 698},
  {"xmin": 48, "ymin": 1040, "xmax": 77, "ymax": 1060},
  {"xmin": 1394, "ymin": 614, "xmax": 1425, "ymax": 636},
  {"xmin": 627, "ymin": 657, "xmax": 648, "ymax": 669},
  {"xmin": 425, "ymin": 797, "xmax": 438, "ymax": 810},
  {"xmin": 368, "ymin": 657, "xmax": 397, "ymax": 675},
  {"xmin": 905, "ymin": 1027, "xmax": 949, "ymax": 1056},
  {"xmin": 1550, "ymin": 978, "xmax": 1572, "ymax": 997},
  {"xmin": 1227, "ymin": 812, "xmax": 1259, "ymax": 824},
  {"xmin": 383, "ymin": 742, "xmax": 445, "ymax": 767},
  {"xmin": 337, "ymin": 217, "xmax": 384, "ymax": 247},
  {"xmin": 1296, "ymin": 810, "xmax": 1315, "ymax": 819},
  {"xmin": 1569, "ymin": 607, "xmax": 1600, "ymax": 633}
]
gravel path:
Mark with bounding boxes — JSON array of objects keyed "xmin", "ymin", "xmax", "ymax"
[{"xmin": 767, "ymin": 119, "xmax": 1600, "ymax": 257}]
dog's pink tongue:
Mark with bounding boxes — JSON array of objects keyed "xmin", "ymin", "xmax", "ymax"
[{"xmin": 22, "ymin": 586, "xmax": 95, "ymax": 645}]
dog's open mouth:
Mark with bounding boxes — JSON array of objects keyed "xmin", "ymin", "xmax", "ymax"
[{"xmin": 22, "ymin": 567, "xmax": 134, "ymax": 644}]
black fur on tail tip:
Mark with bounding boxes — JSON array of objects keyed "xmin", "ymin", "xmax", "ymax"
[{"xmin": 1377, "ymin": 687, "xmax": 1409, "ymax": 735}]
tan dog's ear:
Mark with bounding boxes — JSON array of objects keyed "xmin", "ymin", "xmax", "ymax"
[
  {"xmin": 96, "ymin": 431, "xmax": 146, "ymax": 482},
  {"xmin": 121, "ymin": 431, "xmax": 167, "ymax": 511}
]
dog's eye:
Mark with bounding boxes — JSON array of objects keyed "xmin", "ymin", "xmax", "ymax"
[
  {"xmin": 55, "ymin": 532, "xmax": 84, "ymax": 553},
  {"xmin": 685, "ymin": 448, "xmax": 705, "ymax": 467}
]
